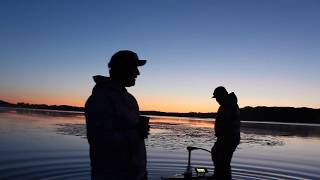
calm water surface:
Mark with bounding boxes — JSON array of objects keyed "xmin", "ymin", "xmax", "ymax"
[{"xmin": 0, "ymin": 108, "xmax": 319, "ymax": 180}]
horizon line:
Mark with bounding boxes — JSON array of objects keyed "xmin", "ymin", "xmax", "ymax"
[{"xmin": 1, "ymin": 99, "xmax": 319, "ymax": 114}]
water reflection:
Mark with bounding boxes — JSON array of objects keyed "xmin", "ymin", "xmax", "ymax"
[
  {"xmin": 56, "ymin": 124, "xmax": 86, "ymax": 138},
  {"xmin": 241, "ymin": 122, "xmax": 320, "ymax": 137},
  {"xmin": 0, "ymin": 107, "xmax": 83, "ymax": 118},
  {"xmin": 54, "ymin": 116, "xmax": 301, "ymax": 151},
  {"xmin": 1, "ymin": 108, "xmax": 320, "ymax": 179}
]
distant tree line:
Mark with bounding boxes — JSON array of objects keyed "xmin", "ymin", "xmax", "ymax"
[
  {"xmin": 1, "ymin": 100, "xmax": 320, "ymax": 124},
  {"xmin": 0, "ymin": 100, "xmax": 84, "ymax": 112},
  {"xmin": 141, "ymin": 111, "xmax": 216, "ymax": 119}
]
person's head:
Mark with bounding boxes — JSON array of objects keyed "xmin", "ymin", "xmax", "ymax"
[
  {"xmin": 212, "ymin": 86, "xmax": 228, "ymax": 105},
  {"xmin": 108, "ymin": 50, "xmax": 146, "ymax": 87}
]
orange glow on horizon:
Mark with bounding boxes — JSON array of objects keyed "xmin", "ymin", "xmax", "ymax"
[
  {"xmin": 137, "ymin": 95, "xmax": 219, "ymax": 113},
  {"xmin": 2, "ymin": 94, "xmax": 319, "ymax": 113},
  {"xmin": 1, "ymin": 95, "xmax": 86, "ymax": 108},
  {"xmin": 2, "ymin": 94, "xmax": 217, "ymax": 112}
]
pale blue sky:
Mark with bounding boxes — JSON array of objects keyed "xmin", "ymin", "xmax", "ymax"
[{"xmin": 1, "ymin": 0, "xmax": 319, "ymax": 112}]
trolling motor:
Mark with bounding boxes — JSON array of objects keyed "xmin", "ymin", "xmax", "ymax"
[
  {"xmin": 184, "ymin": 146, "xmax": 211, "ymax": 179},
  {"xmin": 161, "ymin": 146, "xmax": 211, "ymax": 180}
]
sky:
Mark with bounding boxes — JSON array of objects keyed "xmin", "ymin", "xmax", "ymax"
[{"xmin": 1, "ymin": 0, "xmax": 320, "ymax": 112}]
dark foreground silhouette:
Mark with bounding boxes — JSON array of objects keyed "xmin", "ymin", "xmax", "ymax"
[
  {"xmin": 210, "ymin": 86, "xmax": 240, "ymax": 179},
  {"xmin": 85, "ymin": 50, "xmax": 149, "ymax": 180}
]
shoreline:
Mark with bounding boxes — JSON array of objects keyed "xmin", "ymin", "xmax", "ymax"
[
  {"xmin": 1, "ymin": 100, "xmax": 320, "ymax": 124},
  {"xmin": 1, "ymin": 106, "xmax": 320, "ymax": 125}
]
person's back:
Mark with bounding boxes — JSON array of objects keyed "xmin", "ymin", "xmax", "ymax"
[{"xmin": 215, "ymin": 92, "xmax": 240, "ymax": 142}]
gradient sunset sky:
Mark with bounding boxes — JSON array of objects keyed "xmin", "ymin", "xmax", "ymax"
[{"xmin": 1, "ymin": 0, "xmax": 320, "ymax": 112}]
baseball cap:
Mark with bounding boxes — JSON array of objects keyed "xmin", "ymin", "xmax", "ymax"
[
  {"xmin": 108, "ymin": 50, "xmax": 146, "ymax": 68},
  {"xmin": 212, "ymin": 86, "xmax": 228, "ymax": 98}
]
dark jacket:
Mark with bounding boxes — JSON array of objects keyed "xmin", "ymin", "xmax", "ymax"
[
  {"xmin": 214, "ymin": 92, "xmax": 240, "ymax": 142},
  {"xmin": 85, "ymin": 75, "xmax": 146, "ymax": 179}
]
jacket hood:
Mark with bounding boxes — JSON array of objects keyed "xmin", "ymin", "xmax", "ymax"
[
  {"xmin": 93, "ymin": 75, "xmax": 110, "ymax": 84},
  {"xmin": 92, "ymin": 75, "xmax": 126, "ymax": 93},
  {"xmin": 227, "ymin": 92, "xmax": 238, "ymax": 105}
]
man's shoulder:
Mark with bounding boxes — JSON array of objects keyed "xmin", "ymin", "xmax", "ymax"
[{"xmin": 85, "ymin": 87, "xmax": 116, "ymax": 110}]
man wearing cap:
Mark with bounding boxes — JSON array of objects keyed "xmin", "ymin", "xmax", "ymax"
[
  {"xmin": 85, "ymin": 50, "xmax": 149, "ymax": 180},
  {"xmin": 211, "ymin": 86, "xmax": 240, "ymax": 180}
]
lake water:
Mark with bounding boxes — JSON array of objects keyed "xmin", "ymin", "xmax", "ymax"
[{"xmin": 0, "ymin": 108, "xmax": 319, "ymax": 180}]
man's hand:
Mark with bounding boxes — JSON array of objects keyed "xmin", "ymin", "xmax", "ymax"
[{"xmin": 138, "ymin": 116, "xmax": 150, "ymax": 139}]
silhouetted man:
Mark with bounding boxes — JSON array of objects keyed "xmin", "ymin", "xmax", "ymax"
[
  {"xmin": 211, "ymin": 86, "xmax": 240, "ymax": 180},
  {"xmin": 85, "ymin": 50, "xmax": 149, "ymax": 180}
]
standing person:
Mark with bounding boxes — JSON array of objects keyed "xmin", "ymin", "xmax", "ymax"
[
  {"xmin": 85, "ymin": 50, "xmax": 150, "ymax": 180},
  {"xmin": 211, "ymin": 86, "xmax": 240, "ymax": 180}
]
